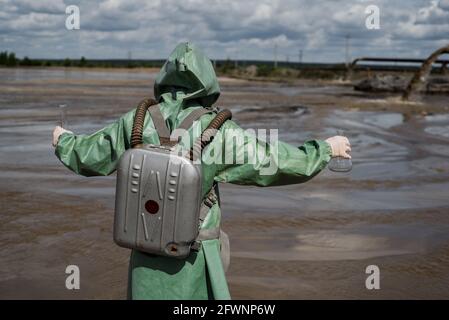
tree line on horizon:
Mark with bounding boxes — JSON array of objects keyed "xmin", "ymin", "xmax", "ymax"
[
  {"xmin": 0, "ymin": 51, "xmax": 166, "ymax": 68},
  {"xmin": 1, "ymin": 50, "xmax": 429, "ymax": 81}
]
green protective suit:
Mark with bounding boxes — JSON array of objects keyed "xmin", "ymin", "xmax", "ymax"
[{"xmin": 55, "ymin": 43, "xmax": 332, "ymax": 300}]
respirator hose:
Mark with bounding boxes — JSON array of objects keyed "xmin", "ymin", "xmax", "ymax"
[
  {"xmin": 131, "ymin": 98, "xmax": 158, "ymax": 148},
  {"xmin": 189, "ymin": 109, "xmax": 232, "ymax": 161}
]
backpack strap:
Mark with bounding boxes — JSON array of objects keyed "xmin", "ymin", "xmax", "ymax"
[
  {"xmin": 149, "ymin": 105, "xmax": 213, "ymax": 146},
  {"xmin": 176, "ymin": 108, "xmax": 212, "ymax": 131},
  {"xmin": 131, "ymin": 98, "xmax": 231, "ymax": 151},
  {"xmin": 148, "ymin": 104, "xmax": 174, "ymax": 146}
]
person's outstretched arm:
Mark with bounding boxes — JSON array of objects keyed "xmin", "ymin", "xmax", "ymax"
[
  {"xmin": 52, "ymin": 110, "xmax": 135, "ymax": 177},
  {"xmin": 212, "ymin": 120, "xmax": 350, "ymax": 187}
]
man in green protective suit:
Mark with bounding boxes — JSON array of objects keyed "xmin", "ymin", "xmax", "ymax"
[{"xmin": 52, "ymin": 43, "xmax": 351, "ymax": 300}]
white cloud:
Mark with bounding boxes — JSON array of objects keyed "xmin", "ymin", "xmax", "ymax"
[
  {"xmin": 393, "ymin": 0, "xmax": 449, "ymax": 41},
  {"xmin": 416, "ymin": 0, "xmax": 449, "ymax": 24},
  {"xmin": 0, "ymin": 0, "xmax": 447, "ymax": 62},
  {"xmin": 0, "ymin": 0, "xmax": 66, "ymax": 14},
  {"xmin": 439, "ymin": 0, "xmax": 449, "ymax": 10}
]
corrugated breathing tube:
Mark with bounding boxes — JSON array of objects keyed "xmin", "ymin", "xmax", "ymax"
[{"xmin": 130, "ymin": 98, "xmax": 158, "ymax": 148}]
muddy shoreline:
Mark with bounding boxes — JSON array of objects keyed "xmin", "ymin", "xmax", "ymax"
[{"xmin": 1, "ymin": 67, "xmax": 448, "ymax": 299}]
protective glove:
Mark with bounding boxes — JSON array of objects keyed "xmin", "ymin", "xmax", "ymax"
[
  {"xmin": 325, "ymin": 135, "xmax": 351, "ymax": 159},
  {"xmin": 52, "ymin": 126, "xmax": 73, "ymax": 147}
]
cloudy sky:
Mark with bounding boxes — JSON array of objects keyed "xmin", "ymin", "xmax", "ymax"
[{"xmin": 0, "ymin": 0, "xmax": 448, "ymax": 62}]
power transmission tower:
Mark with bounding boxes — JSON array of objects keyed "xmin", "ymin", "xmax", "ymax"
[
  {"xmin": 345, "ymin": 34, "xmax": 351, "ymax": 66},
  {"xmin": 299, "ymin": 49, "xmax": 303, "ymax": 65},
  {"xmin": 127, "ymin": 51, "xmax": 133, "ymax": 67},
  {"xmin": 274, "ymin": 44, "xmax": 278, "ymax": 68},
  {"xmin": 234, "ymin": 51, "xmax": 238, "ymax": 69}
]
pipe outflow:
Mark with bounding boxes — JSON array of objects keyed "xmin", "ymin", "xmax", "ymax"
[{"xmin": 402, "ymin": 45, "xmax": 449, "ymax": 101}]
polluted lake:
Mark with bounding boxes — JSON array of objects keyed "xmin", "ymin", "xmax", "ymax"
[{"xmin": 1, "ymin": 67, "xmax": 449, "ymax": 299}]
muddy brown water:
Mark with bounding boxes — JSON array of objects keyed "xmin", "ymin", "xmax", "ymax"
[{"xmin": 0, "ymin": 67, "xmax": 448, "ymax": 299}]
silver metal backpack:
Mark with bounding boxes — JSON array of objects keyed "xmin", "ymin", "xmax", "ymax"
[{"xmin": 114, "ymin": 98, "xmax": 231, "ymax": 259}]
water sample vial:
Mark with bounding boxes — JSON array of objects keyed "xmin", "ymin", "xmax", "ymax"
[
  {"xmin": 59, "ymin": 104, "xmax": 67, "ymax": 127},
  {"xmin": 328, "ymin": 129, "xmax": 352, "ymax": 172}
]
